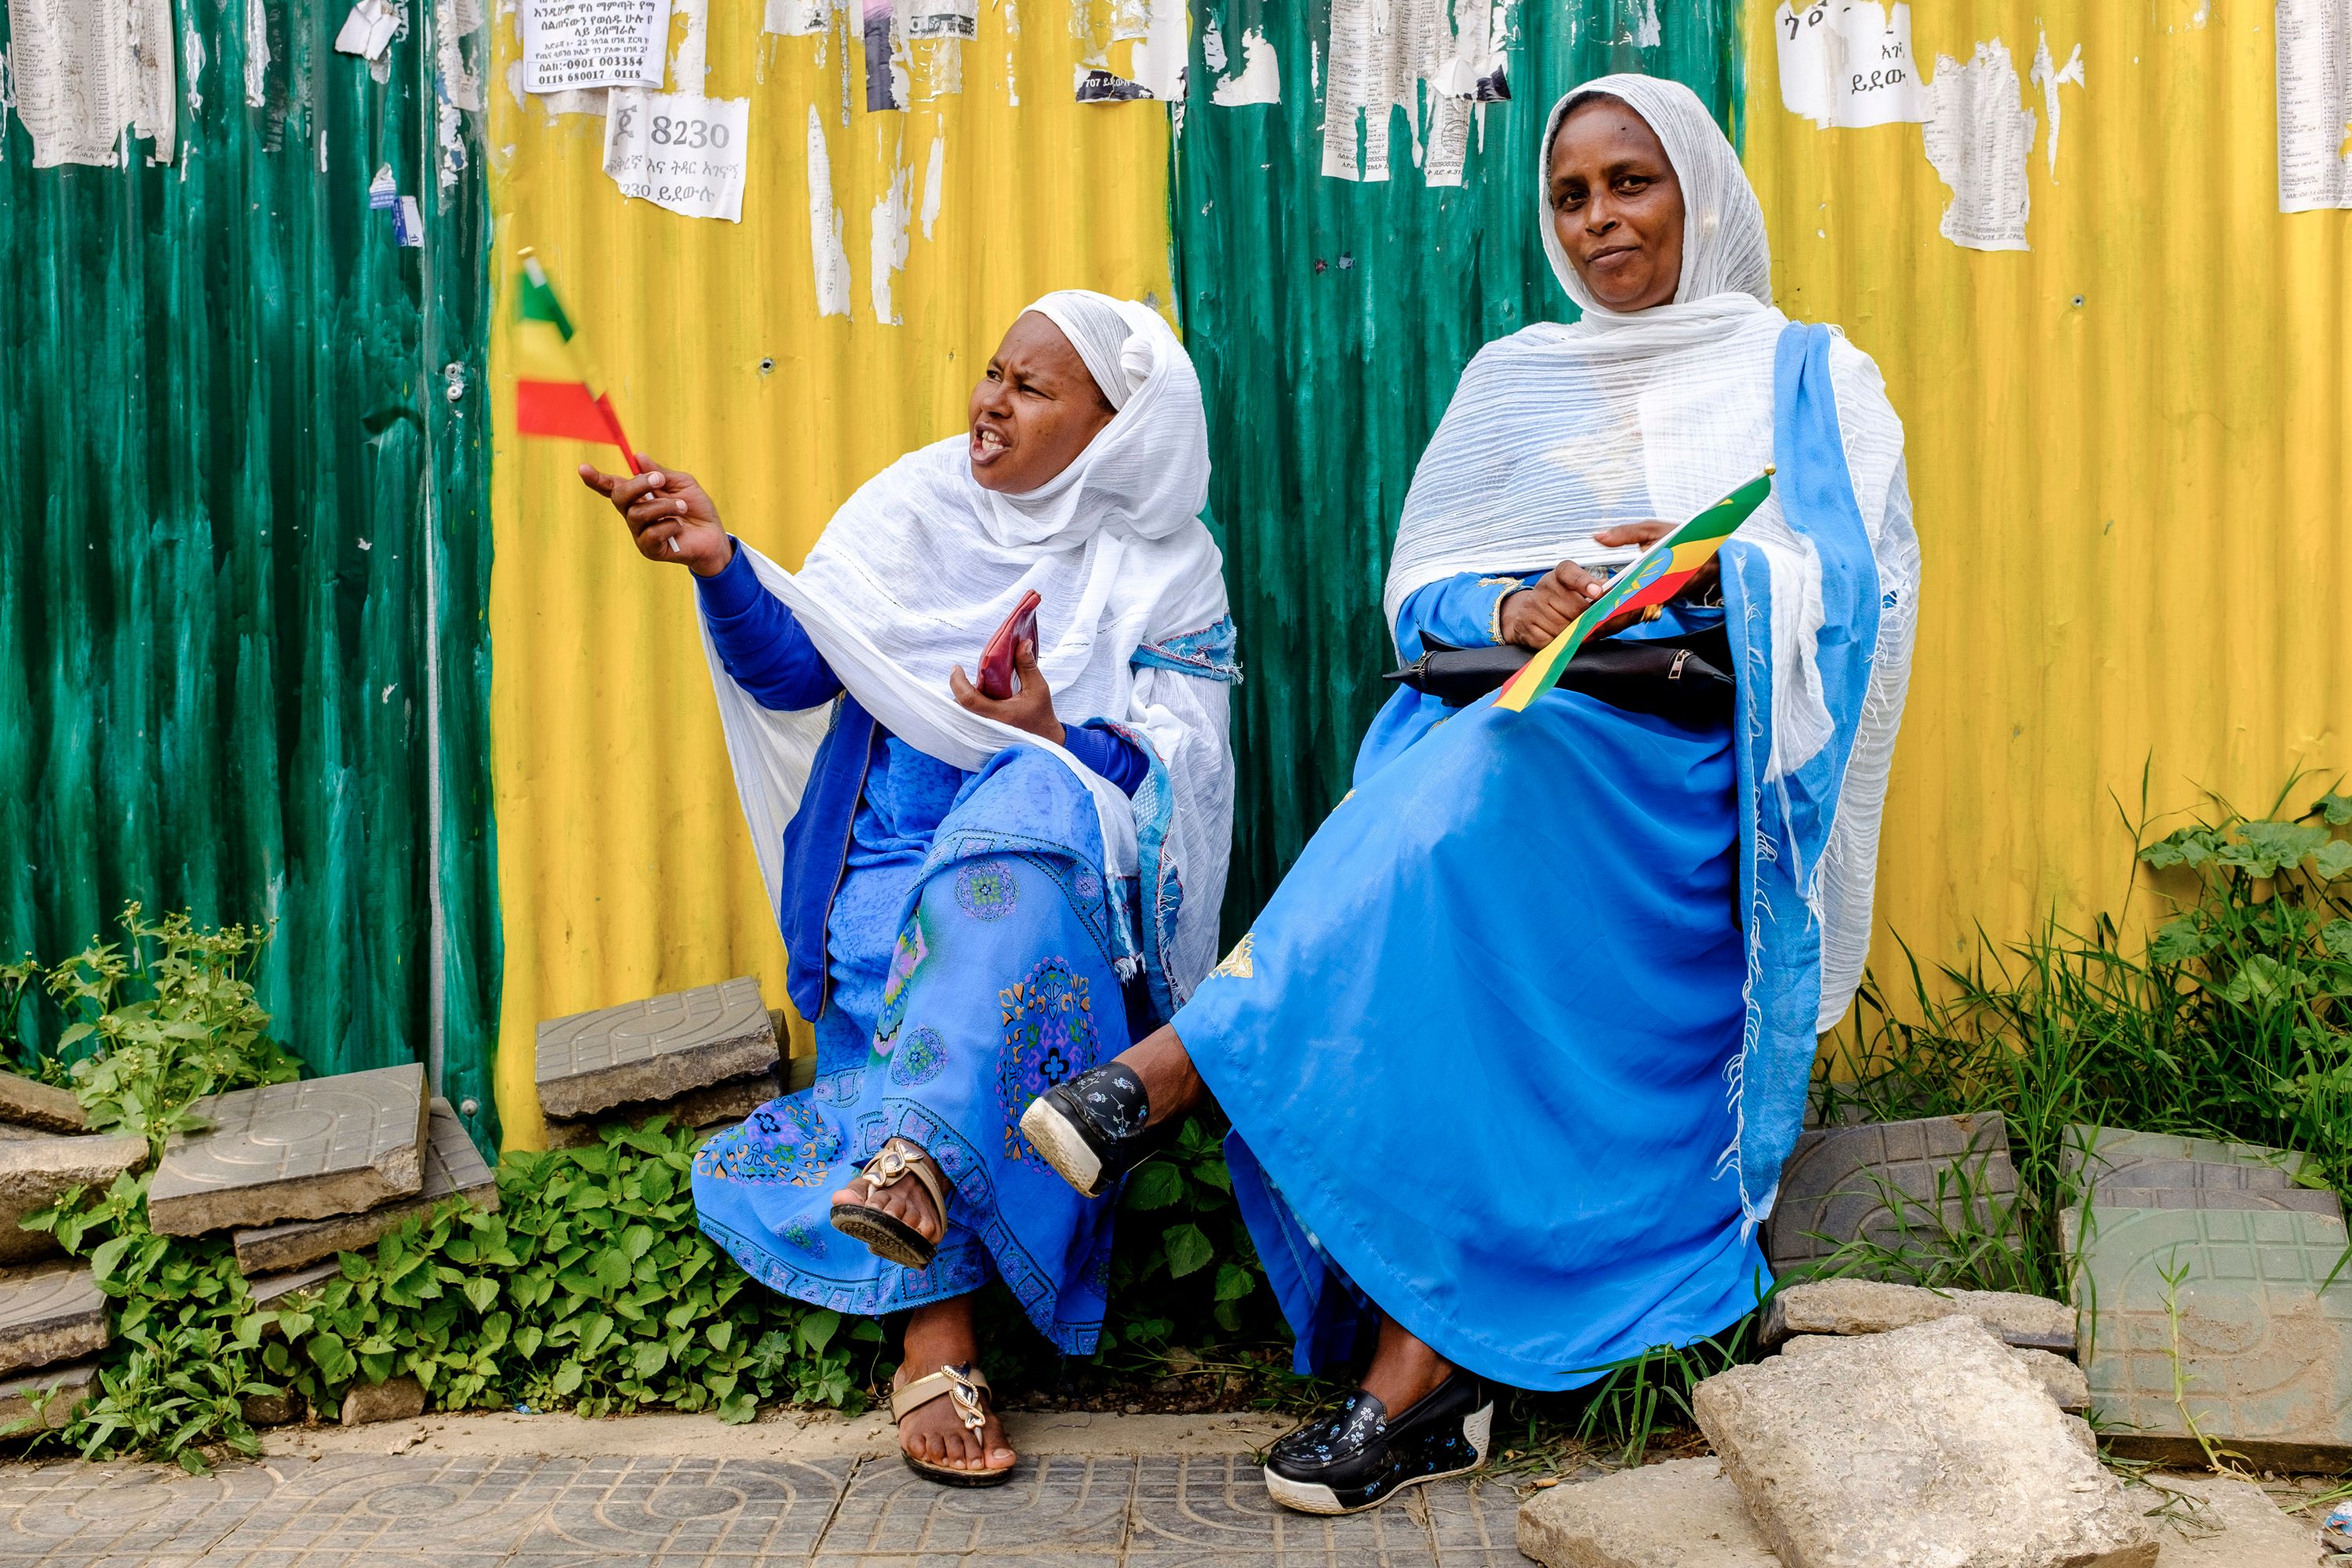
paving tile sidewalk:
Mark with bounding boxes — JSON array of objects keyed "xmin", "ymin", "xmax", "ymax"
[{"xmin": 0, "ymin": 1449, "xmax": 1526, "ymax": 1566}]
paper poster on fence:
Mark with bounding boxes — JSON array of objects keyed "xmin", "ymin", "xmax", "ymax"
[
  {"xmin": 1775, "ymin": 2, "xmax": 1926, "ymax": 128},
  {"xmin": 2277, "ymin": 0, "xmax": 2352, "ymax": 212},
  {"xmin": 603, "ymin": 89, "xmax": 750, "ymax": 221},
  {"xmin": 524, "ymin": 0, "xmax": 670, "ymax": 93}
]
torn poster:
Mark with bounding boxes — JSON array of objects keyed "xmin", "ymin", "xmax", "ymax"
[
  {"xmin": 244, "ymin": 0, "xmax": 267, "ymax": 107},
  {"xmin": 764, "ymin": 0, "xmax": 830, "ymax": 35},
  {"xmin": 1321, "ymin": 0, "xmax": 1501, "ymax": 186},
  {"xmin": 862, "ymin": 0, "xmax": 907, "ymax": 109},
  {"xmin": 1076, "ymin": 0, "xmax": 1182, "ymax": 101},
  {"xmin": 869, "ymin": 155, "xmax": 911, "ymax": 323},
  {"xmin": 368, "ymin": 162, "xmax": 398, "ymax": 208},
  {"xmin": 2277, "ymin": 0, "xmax": 2352, "ymax": 212},
  {"xmin": 1208, "ymin": 24, "xmax": 1279, "ymax": 106},
  {"xmin": 335, "ymin": 0, "xmax": 400, "ymax": 60},
  {"xmin": 1774, "ymin": 2, "xmax": 1925, "ymax": 128},
  {"xmin": 1922, "ymin": 38, "xmax": 2035, "ymax": 251},
  {"xmin": 6, "ymin": 0, "xmax": 177, "ymax": 167},
  {"xmin": 804, "ymin": 103, "xmax": 852, "ymax": 316},
  {"xmin": 604, "ymin": 89, "xmax": 750, "ymax": 220},
  {"xmin": 435, "ymin": 0, "xmax": 487, "ymax": 189},
  {"xmin": 908, "ymin": 0, "xmax": 976, "ymax": 40},
  {"xmin": 522, "ymin": 0, "xmax": 668, "ymax": 93},
  {"xmin": 394, "ymin": 194, "xmax": 425, "ymax": 245},
  {"xmin": 2027, "ymin": 32, "xmax": 2083, "ymax": 180}
]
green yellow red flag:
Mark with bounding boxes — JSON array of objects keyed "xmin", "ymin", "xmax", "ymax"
[
  {"xmin": 1493, "ymin": 468, "xmax": 1774, "ymax": 713},
  {"xmin": 514, "ymin": 249, "xmax": 643, "ymax": 475}
]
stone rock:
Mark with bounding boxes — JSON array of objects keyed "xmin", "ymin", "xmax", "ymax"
[
  {"xmin": 0, "ymin": 1073, "xmax": 87, "ymax": 1135},
  {"xmin": 535, "ymin": 977, "xmax": 779, "ymax": 1120},
  {"xmin": 148, "ymin": 1064, "xmax": 429, "ymax": 1236},
  {"xmin": 1694, "ymin": 1315, "xmax": 2157, "ymax": 1568},
  {"xmin": 2064, "ymin": 1125, "xmax": 2339, "ymax": 1216},
  {"xmin": 1767, "ymin": 1112, "xmax": 2019, "ymax": 1282},
  {"xmin": 2140, "ymin": 1472, "xmax": 2322, "ymax": 1568},
  {"xmin": 0, "ymin": 1359, "xmax": 97, "ymax": 1435},
  {"xmin": 2066, "ymin": 1202, "xmax": 2352, "ymax": 1468},
  {"xmin": 241, "ymin": 1391, "xmax": 300, "ymax": 1428},
  {"xmin": 1517, "ymin": 1458, "xmax": 1778, "ymax": 1567},
  {"xmin": 231, "ymin": 1098, "xmax": 497, "ymax": 1275},
  {"xmin": 541, "ymin": 1069, "xmax": 781, "ymax": 1151},
  {"xmin": 339, "ymin": 1374, "xmax": 426, "ymax": 1426},
  {"xmin": 245, "ymin": 1259, "xmax": 343, "ymax": 1308},
  {"xmin": 0, "ymin": 1133, "xmax": 147, "ymax": 1265},
  {"xmin": 1780, "ymin": 1333, "xmax": 2089, "ymax": 1413},
  {"xmin": 0, "ymin": 1264, "xmax": 108, "ymax": 1377},
  {"xmin": 1762, "ymin": 1277, "xmax": 2076, "ymax": 1352}
]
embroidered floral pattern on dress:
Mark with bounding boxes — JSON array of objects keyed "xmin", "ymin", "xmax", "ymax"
[
  {"xmin": 891, "ymin": 1025, "xmax": 948, "ymax": 1087},
  {"xmin": 780, "ymin": 1212, "xmax": 827, "ymax": 1257},
  {"xmin": 953, "ymin": 859, "xmax": 1021, "ymax": 920},
  {"xmin": 1210, "ymin": 932, "xmax": 1255, "ymax": 980},
  {"xmin": 996, "ymin": 957, "xmax": 1099, "ymax": 1163},
  {"xmin": 693, "ymin": 1099, "xmax": 842, "ymax": 1188},
  {"xmin": 872, "ymin": 918, "xmax": 929, "ymax": 1048}
]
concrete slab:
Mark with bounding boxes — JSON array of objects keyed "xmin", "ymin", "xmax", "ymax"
[
  {"xmin": 1761, "ymin": 1276, "xmax": 2077, "ymax": 1352},
  {"xmin": 2138, "ymin": 1472, "xmax": 2321, "ymax": 1568},
  {"xmin": 2067, "ymin": 1202, "xmax": 2352, "ymax": 1468},
  {"xmin": 1766, "ymin": 1112, "xmax": 2017, "ymax": 1281},
  {"xmin": 0, "ymin": 1357, "xmax": 97, "ymax": 1435},
  {"xmin": 1517, "ymin": 1458, "xmax": 1777, "ymax": 1567},
  {"xmin": 1695, "ymin": 1315, "xmax": 2157, "ymax": 1568},
  {"xmin": 0, "ymin": 1073, "xmax": 86, "ymax": 1135},
  {"xmin": 0, "ymin": 1133, "xmax": 146, "ymax": 1265},
  {"xmin": 244, "ymin": 1258, "xmax": 343, "ymax": 1308},
  {"xmin": 147, "ymin": 1064, "xmax": 428, "ymax": 1236},
  {"xmin": 1780, "ymin": 1333, "xmax": 2089, "ymax": 1412},
  {"xmin": 0, "ymin": 1263, "xmax": 107, "ymax": 1377},
  {"xmin": 542, "ymin": 1069, "xmax": 782, "ymax": 1150},
  {"xmin": 230, "ymin": 1098, "xmax": 495, "ymax": 1275},
  {"xmin": 535, "ymin": 977, "xmax": 779, "ymax": 1120},
  {"xmin": 2064, "ymin": 1125, "xmax": 2337, "ymax": 1216}
]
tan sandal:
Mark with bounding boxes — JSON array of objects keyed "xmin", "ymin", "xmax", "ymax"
[
  {"xmin": 891, "ymin": 1362, "xmax": 1014, "ymax": 1486},
  {"xmin": 829, "ymin": 1138, "xmax": 949, "ymax": 1268}
]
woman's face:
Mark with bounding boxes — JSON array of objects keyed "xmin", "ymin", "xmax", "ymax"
[
  {"xmin": 967, "ymin": 314, "xmax": 1116, "ymax": 494},
  {"xmin": 1548, "ymin": 97, "xmax": 1685, "ymax": 312}
]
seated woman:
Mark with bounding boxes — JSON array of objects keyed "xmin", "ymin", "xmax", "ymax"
[
  {"xmin": 579, "ymin": 292, "xmax": 1237, "ymax": 1487},
  {"xmin": 1018, "ymin": 77, "xmax": 1918, "ymax": 1515}
]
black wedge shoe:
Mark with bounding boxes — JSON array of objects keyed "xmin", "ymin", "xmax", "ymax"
[
  {"xmin": 1017, "ymin": 1062, "xmax": 1170, "ymax": 1197},
  {"xmin": 1261, "ymin": 1370, "xmax": 1492, "ymax": 1515}
]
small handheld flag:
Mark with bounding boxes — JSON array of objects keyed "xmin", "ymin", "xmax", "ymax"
[
  {"xmin": 513, "ymin": 248, "xmax": 644, "ymax": 476},
  {"xmin": 1493, "ymin": 468, "xmax": 1774, "ymax": 713}
]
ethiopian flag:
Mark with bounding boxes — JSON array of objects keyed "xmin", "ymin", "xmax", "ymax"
[
  {"xmin": 513, "ymin": 249, "xmax": 641, "ymax": 474},
  {"xmin": 1494, "ymin": 468, "xmax": 1774, "ymax": 713}
]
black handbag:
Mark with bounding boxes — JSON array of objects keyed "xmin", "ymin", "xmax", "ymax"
[{"xmin": 1383, "ymin": 624, "xmax": 1735, "ymax": 722}]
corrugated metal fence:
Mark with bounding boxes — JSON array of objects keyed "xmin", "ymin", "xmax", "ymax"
[{"xmin": 0, "ymin": 0, "xmax": 502, "ymax": 1148}]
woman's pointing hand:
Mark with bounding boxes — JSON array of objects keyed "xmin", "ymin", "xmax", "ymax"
[{"xmin": 580, "ymin": 456, "xmax": 735, "ymax": 577}]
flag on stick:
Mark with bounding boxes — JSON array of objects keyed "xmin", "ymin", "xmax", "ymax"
[
  {"xmin": 1493, "ymin": 468, "xmax": 1774, "ymax": 713},
  {"xmin": 513, "ymin": 249, "xmax": 644, "ymax": 475}
]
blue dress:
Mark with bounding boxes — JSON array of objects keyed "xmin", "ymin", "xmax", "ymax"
[
  {"xmin": 687, "ymin": 547, "xmax": 1163, "ymax": 1353},
  {"xmin": 1172, "ymin": 576, "xmax": 1769, "ymax": 1391}
]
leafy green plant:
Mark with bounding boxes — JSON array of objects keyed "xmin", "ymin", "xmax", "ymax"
[
  {"xmin": 27, "ymin": 906, "xmax": 299, "ymax": 1145},
  {"xmin": 1103, "ymin": 1113, "xmax": 1276, "ymax": 1354}
]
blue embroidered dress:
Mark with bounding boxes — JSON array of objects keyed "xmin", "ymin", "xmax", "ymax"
[{"xmin": 689, "ymin": 544, "xmax": 1236, "ymax": 1352}]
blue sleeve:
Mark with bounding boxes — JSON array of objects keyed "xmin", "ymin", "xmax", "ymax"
[
  {"xmin": 1394, "ymin": 571, "xmax": 1541, "ymax": 661},
  {"xmin": 1064, "ymin": 720, "xmax": 1149, "ymax": 797},
  {"xmin": 695, "ymin": 541, "xmax": 843, "ymax": 712}
]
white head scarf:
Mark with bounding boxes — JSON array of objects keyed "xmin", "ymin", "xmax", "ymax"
[
  {"xmin": 1382, "ymin": 74, "xmax": 1919, "ymax": 1043},
  {"xmin": 698, "ymin": 290, "xmax": 1238, "ymax": 1001}
]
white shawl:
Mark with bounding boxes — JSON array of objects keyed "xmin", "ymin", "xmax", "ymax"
[{"xmin": 702, "ymin": 294, "xmax": 1237, "ymax": 1003}]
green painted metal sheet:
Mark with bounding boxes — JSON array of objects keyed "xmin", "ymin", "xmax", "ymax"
[
  {"xmin": 0, "ymin": 1, "xmax": 500, "ymax": 1148},
  {"xmin": 1173, "ymin": 0, "xmax": 1745, "ymax": 927}
]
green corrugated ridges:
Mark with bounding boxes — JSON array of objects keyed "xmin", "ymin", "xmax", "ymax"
[
  {"xmin": 0, "ymin": 1, "xmax": 499, "ymax": 1151},
  {"xmin": 1173, "ymin": 0, "xmax": 1745, "ymax": 931}
]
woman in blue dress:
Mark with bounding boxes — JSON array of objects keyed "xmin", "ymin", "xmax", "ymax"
[
  {"xmin": 580, "ymin": 292, "xmax": 1237, "ymax": 1486},
  {"xmin": 1019, "ymin": 77, "xmax": 1919, "ymax": 1514}
]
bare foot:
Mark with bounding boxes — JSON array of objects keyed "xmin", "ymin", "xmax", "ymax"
[
  {"xmin": 1113, "ymin": 1024, "xmax": 1208, "ymax": 1130},
  {"xmin": 894, "ymin": 1297, "xmax": 1016, "ymax": 1476},
  {"xmin": 1358, "ymin": 1310, "xmax": 1454, "ymax": 1414},
  {"xmin": 831, "ymin": 1144, "xmax": 946, "ymax": 1250}
]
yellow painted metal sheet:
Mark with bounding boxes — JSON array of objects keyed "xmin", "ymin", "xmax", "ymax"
[
  {"xmin": 486, "ymin": 2, "xmax": 1174, "ymax": 1145},
  {"xmin": 1743, "ymin": 1, "xmax": 2350, "ymax": 984}
]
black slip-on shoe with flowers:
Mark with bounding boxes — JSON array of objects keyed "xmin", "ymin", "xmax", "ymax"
[
  {"xmin": 1261, "ymin": 1370, "xmax": 1493, "ymax": 1515},
  {"xmin": 1018, "ymin": 1062, "xmax": 1170, "ymax": 1198}
]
